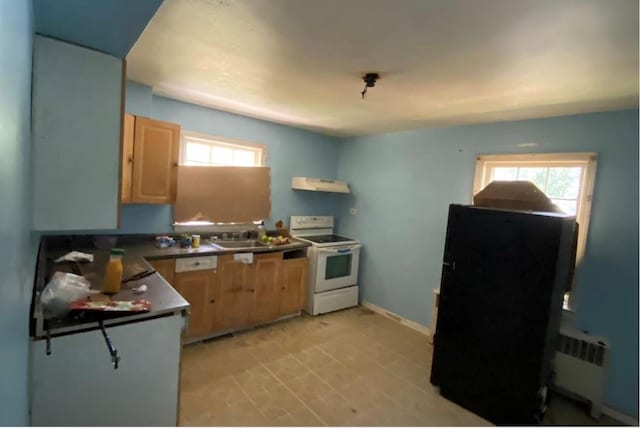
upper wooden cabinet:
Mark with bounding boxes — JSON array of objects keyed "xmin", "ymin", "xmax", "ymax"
[
  {"xmin": 121, "ymin": 114, "xmax": 135, "ymax": 204},
  {"xmin": 280, "ymin": 257, "xmax": 308, "ymax": 317},
  {"xmin": 32, "ymin": 36, "xmax": 124, "ymax": 230},
  {"xmin": 121, "ymin": 115, "xmax": 181, "ymax": 204}
]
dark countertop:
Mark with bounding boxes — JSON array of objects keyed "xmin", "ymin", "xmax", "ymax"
[
  {"xmin": 32, "ymin": 250, "xmax": 189, "ymax": 339},
  {"xmin": 31, "ymin": 237, "xmax": 310, "ymax": 339},
  {"xmin": 126, "ymin": 238, "xmax": 310, "ymax": 260}
]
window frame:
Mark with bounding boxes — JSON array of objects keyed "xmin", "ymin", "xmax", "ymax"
[
  {"xmin": 180, "ymin": 130, "xmax": 267, "ymax": 167},
  {"xmin": 473, "ymin": 152, "xmax": 597, "ymax": 310}
]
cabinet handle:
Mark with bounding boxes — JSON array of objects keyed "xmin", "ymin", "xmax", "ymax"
[
  {"xmin": 172, "ymin": 162, "xmax": 179, "ymax": 167},
  {"xmin": 194, "ymin": 262, "xmax": 200, "ymax": 266},
  {"xmin": 210, "ymin": 299, "xmax": 215, "ymax": 303},
  {"xmin": 128, "ymin": 156, "xmax": 133, "ymax": 163}
]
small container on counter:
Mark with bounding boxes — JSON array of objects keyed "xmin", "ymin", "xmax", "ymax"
[
  {"xmin": 103, "ymin": 248, "xmax": 125, "ymax": 294},
  {"xmin": 155, "ymin": 236, "xmax": 175, "ymax": 248},
  {"xmin": 192, "ymin": 234, "xmax": 201, "ymax": 248},
  {"xmin": 180, "ymin": 235, "xmax": 192, "ymax": 249}
]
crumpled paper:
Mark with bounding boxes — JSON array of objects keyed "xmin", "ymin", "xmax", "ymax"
[{"xmin": 54, "ymin": 251, "xmax": 94, "ymax": 263}]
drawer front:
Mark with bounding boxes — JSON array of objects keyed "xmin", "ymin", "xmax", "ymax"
[{"xmin": 175, "ymin": 256, "xmax": 218, "ymax": 272}]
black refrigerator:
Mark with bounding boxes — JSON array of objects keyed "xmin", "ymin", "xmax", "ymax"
[{"xmin": 430, "ymin": 204, "xmax": 577, "ymax": 425}]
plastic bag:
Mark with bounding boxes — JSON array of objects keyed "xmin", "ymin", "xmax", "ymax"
[{"xmin": 40, "ymin": 272, "xmax": 96, "ymax": 319}]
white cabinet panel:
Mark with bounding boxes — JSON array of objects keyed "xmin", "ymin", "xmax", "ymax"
[{"xmin": 32, "ymin": 35, "xmax": 123, "ymax": 231}]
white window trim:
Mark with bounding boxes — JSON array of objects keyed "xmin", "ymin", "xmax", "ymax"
[
  {"xmin": 473, "ymin": 152, "xmax": 598, "ymax": 311},
  {"xmin": 180, "ymin": 130, "xmax": 267, "ymax": 167}
]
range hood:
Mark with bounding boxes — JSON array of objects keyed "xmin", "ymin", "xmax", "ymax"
[{"xmin": 291, "ymin": 177, "xmax": 350, "ymax": 193}]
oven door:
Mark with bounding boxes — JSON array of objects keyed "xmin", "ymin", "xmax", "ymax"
[{"xmin": 315, "ymin": 244, "xmax": 361, "ymax": 293}]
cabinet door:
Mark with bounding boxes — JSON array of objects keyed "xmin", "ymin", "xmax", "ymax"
[
  {"xmin": 280, "ymin": 258, "xmax": 308, "ymax": 316},
  {"xmin": 249, "ymin": 252, "xmax": 283, "ymax": 325},
  {"xmin": 120, "ymin": 113, "xmax": 135, "ymax": 203},
  {"xmin": 131, "ymin": 116, "xmax": 180, "ymax": 204},
  {"xmin": 174, "ymin": 270, "xmax": 213, "ymax": 338},
  {"xmin": 32, "ymin": 35, "xmax": 123, "ymax": 230},
  {"xmin": 148, "ymin": 258, "xmax": 175, "ymax": 285},
  {"xmin": 208, "ymin": 270, "xmax": 223, "ymax": 333},
  {"xmin": 217, "ymin": 254, "xmax": 254, "ymax": 330}
]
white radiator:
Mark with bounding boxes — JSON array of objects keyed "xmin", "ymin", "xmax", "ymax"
[{"xmin": 553, "ymin": 327, "xmax": 610, "ymax": 419}]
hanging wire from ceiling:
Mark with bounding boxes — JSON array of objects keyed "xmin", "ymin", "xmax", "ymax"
[{"xmin": 360, "ymin": 73, "xmax": 380, "ymax": 100}]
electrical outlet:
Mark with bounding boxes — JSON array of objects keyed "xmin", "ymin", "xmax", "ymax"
[{"xmin": 349, "ymin": 208, "xmax": 357, "ymax": 215}]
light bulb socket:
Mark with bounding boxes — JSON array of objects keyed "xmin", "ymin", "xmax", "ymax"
[{"xmin": 363, "ymin": 73, "xmax": 380, "ymax": 87}]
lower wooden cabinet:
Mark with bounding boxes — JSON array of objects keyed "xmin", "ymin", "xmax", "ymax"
[
  {"xmin": 280, "ymin": 257, "xmax": 308, "ymax": 316},
  {"xmin": 250, "ymin": 252, "xmax": 283, "ymax": 325},
  {"xmin": 173, "ymin": 269, "xmax": 219, "ymax": 338},
  {"xmin": 217, "ymin": 254, "xmax": 254, "ymax": 331},
  {"xmin": 148, "ymin": 258, "xmax": 175, "ymax": 285},
  {"xmin": 165, "ymin": 251, "xmax": 308, "ymax": 340}
]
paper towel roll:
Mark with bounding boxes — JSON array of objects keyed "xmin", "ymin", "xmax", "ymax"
[{"xmin": 234, "ymin": 253, "xmax": 254, "ymax": 264}]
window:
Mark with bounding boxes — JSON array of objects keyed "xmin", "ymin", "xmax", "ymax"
[
  {"xmin": 473, "ymin": 153, "xmax": 597, "ymax": 308},
  {"xmin": 180, "ymin": 131, "xmax": 266, "ymax": 167}
]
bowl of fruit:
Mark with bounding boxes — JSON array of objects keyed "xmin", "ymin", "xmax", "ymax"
[{"xmin": 260, "ymin": 235, "xmax": 290, "ymax": 246}]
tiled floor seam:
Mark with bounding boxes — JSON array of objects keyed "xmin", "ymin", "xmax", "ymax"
[
  {"xmin": 289, "ymin": 347, "xmax": 368, "ymax": 415},
  {"xmin": 312, "ymin": 338, "xmax": 434, "ymax": 411},
  {"xmin": 229, "ymin": 372, "xmax": 281, "ymax": 426},
  {"xmin": 258, "ymin": 358, "xmax": 329, "ymax": 427},
  {"xmin": 296, "ymin": 346, "xmax": 429, "ymax": 426},
  {"xmin": 230, "ymin": 375, "xmax": 258, "ymax": 407}
]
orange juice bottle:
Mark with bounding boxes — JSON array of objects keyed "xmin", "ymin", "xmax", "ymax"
[{"xmin": 103, "ymin": 248, "xmax": 125, "ymax": 294}]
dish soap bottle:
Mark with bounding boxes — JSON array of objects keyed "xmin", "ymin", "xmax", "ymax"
[{"xmin": 103, "ymin": 248, "xmax": 125, "ymax": 294}]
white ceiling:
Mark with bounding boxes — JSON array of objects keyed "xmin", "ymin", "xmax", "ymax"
[{"xmin": 127, "ymin": 0, "xmax": 639, "ymax": 137}]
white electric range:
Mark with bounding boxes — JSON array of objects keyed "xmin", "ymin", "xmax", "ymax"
[{"xmin": 290, "ymin": 216, "xmax": 361, "ymax": 315}]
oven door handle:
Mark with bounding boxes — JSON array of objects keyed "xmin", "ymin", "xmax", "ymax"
[{"xmin": 318, "ymin": 244, "xmax": 361, "ymax": 254}]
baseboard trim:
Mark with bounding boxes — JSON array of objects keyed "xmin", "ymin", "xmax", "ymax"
[
  {"xmin": 361, "ymin": 301, "xmax": 431, "ymax": 337},
  {"xmin": 182, "ymin": 312, "xmax": 301, "ymax": 345},
  {"xmin": 602, "ymin": 405, "xmax": 638, "ymax": 426}
]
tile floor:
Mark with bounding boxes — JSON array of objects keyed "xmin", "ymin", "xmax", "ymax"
[{"xmin": 179, "ymin": 306, "xmax": 623, "ymax": 426}]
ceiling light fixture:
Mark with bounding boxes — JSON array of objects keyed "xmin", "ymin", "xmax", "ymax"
[{"xmin": 360, "ymin": 73, "xmax": 380, "ymax": 100}]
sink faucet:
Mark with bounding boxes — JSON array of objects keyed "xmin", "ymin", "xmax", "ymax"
[{"xmin": 237, "ymin": 229, "xmax": 258, "ymax": 240}]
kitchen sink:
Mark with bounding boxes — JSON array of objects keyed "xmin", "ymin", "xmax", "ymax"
[{"xmin": 208, "ymin": 240, "xmax": 268, "ymax": 250}]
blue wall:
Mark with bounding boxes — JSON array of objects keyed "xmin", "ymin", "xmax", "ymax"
[
  {"xmin": 0, "ymin": 0, "xmax": 35, "ymax": 424},
  {"xmin": 335, "ymin": 109, "xmax": 639, "ymax": 417},
  {"xmin": 121, "ymin": 81, "xmax": 343, "ymax": 232}
]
